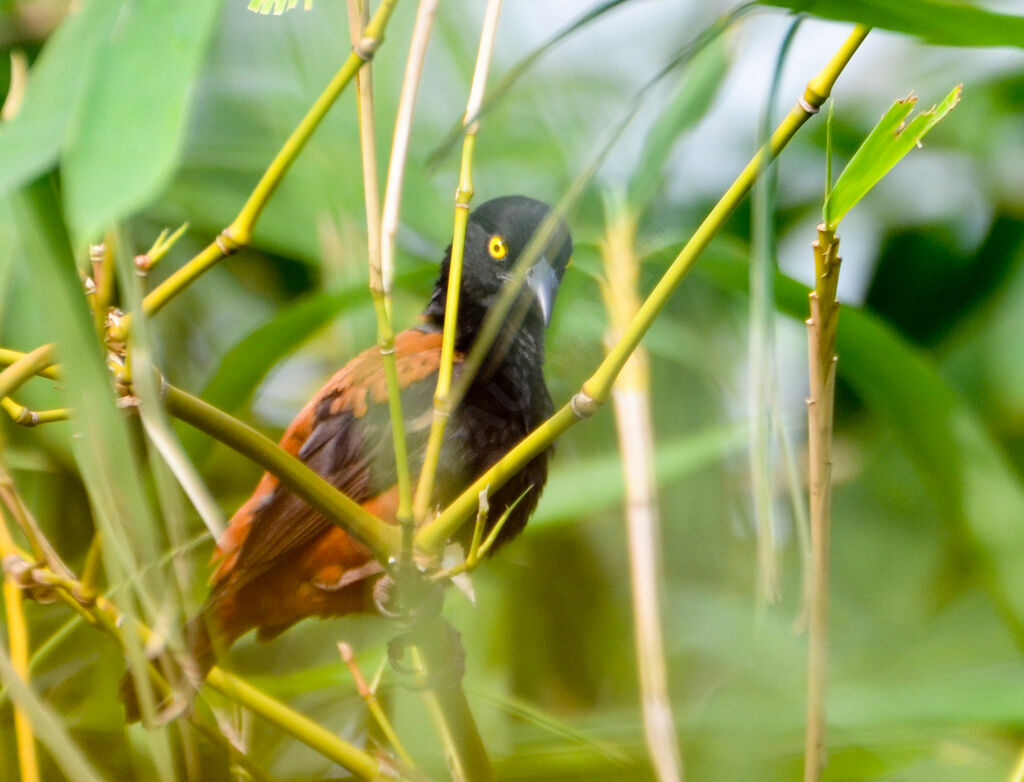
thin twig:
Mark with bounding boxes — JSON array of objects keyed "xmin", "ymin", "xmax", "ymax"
[
  {"xmin": 338, "ymin": 642, "xmax": 414, "ymax": 768},
  {"xmin": 0, "ymin": 464, "xmax": 72, "ymax": 578},
  {"xmin": 379, "ymin": 0, "xmax": 440, "ymax": 301}
]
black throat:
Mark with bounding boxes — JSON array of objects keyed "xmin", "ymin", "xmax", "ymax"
[{"xmin": 421, "ymin": 263, "xmax": 547, "ymax": 385}]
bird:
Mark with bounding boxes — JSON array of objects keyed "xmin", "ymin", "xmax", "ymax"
[{"xmin": 123, "ymin": 195, "xmax": 572, "ymax": 718}]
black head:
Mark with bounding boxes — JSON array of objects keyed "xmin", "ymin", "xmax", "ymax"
[{"xmin": 424, "ymin": 195, "xmax": 573, "ymax": 339}]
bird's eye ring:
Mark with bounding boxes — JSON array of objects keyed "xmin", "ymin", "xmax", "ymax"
[{"xmin": 488, "ymin": 235, "xmax": 508, "ymax": 261}]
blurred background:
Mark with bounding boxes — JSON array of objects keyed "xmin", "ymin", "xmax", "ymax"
[{"xmin": 1, "ymin": 0, "xmax": 1024, "ymax": 779}]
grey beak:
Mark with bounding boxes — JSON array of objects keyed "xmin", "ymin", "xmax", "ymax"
[{"xmin": 526, "ymin": 256, "xmax": 559, "ymax": 326}]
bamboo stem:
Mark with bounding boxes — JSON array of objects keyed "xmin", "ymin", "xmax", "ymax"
[
  {"xmin": 205, "ymin": 668, "xmax": 384, "ymax": 780},
  {"xmin": 345, "ymin": 0, "xmax": 417, "ymax": 560},
  {"xmin": 603, "ymin": 216, "xmax": 682, "ymax": 782},
  {"xmin": 376, "ymin": 0, "xmax": 442, "ymax": 559},
  {"xmin": 584, "ymin": 26, "xmax": 867, "ymax": 405},
  {"xmin": 0, "ymin": 398, "xmax": 69, "ymax": 427},
  {"xmin": 0, "ymin": 344, "xmax": 56, "ymax": 400},
  {"xmin": 414, "ymin": 0, "xmax": 503, "ymax": 525},
  {"xmin": 601, "ymin": 201, "xmax": 684, "ymax": 782},
  {"xmin": 415, "ymin": 25, "xmax": 870, "ymax": 555},
  {"xmin": 161, "ymin": 382, "xmax": 399, "ymax": 558},
  {"xmin": 0, "ymin": 349, "xmax": 59, "ymax": 380},
  {"xmin": 803, "ymin": 225, "xmax": 841, "ymax": 782},
  {"xmin": 3, "ymin": 551, "xmax": 40, "ymax": 782}
]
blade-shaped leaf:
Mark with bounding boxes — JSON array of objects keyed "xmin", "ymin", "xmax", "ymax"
[
  {"xmin": 824, "ymin": 85, "xmax": 961, "ymax": 229},
  {"xmin": 61, "ymin": 0, "xmax": 224, "ymax": 247},
  {"xmin": 761, "ymin": 0, "xmax": 1024, "ymax": 48},
  {"xmin": 10, "ymin": 175, "xmax": 178, "ymax": 764},
  {"xmin": 248, "ymin": 0, "xmax": 312, "ymax": 14},
  {"xmin": 0, "ymin": 0, "xmax": 121, "ymax": 195}
]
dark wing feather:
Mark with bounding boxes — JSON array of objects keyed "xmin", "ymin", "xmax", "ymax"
[{"xmin": 211, "ymin": 329, "xmax": 447, "ymax": 595}]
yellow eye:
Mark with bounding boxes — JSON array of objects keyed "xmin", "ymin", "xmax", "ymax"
[{"xmin": 488, "ymin": 235, "xmax": 508, "ymax": 261}]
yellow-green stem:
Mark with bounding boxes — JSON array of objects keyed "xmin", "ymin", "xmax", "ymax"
[
  {"xmin": 413, "ymin": 138, "xmax": 474, "ymax": 523},
  {"xmin": 0, "ymin": 515, "xmax": 43, "ymax": 782},
  {"xmin": 585, "ymin": 26, "xmax": 867, "ymax": 405},
  {"xmin": 415, "ymin": 0, "xmax": 502, "ymax": 523},
  {"xmin": 124, "ymin": 0, "xmax": 400, "ymax": 331},
  {"xmin": 205, "ymin": 668, "xmax": 383, "ymax": 780},
  {"xmin": 4, "ymin": 568, "xmax": 40, "ymax": 782},
  {"xmin": 162, "ymin": 382, "xmax": 399, "ymax": 558},
  {"xmin": 417, "ymin": 402, "xmax": 579, "ymax": 553},
  {"xmin": 0, "ymin": 398, "xmax": 69, "ymax": 427},
  {"xmin": 0, "ymin": 349, "xmax": 59, "ymax": 380},
  {"xmin": 0, "ymin": 344, "xmax": 56, "ymax": 400},
  {"xmin": 374, "ymin": 295, "xmax": 415, "ymax": 543},
  {"xmin": 90, "ymin": 239, "xmax": 114, "ymax": 337},
  {"xmin": 415, "ymin": 25, "xmax": 870, "ymax": 555}
]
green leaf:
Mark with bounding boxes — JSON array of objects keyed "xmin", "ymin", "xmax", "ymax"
[
  {"xmin": 760, "ymin": 0, "xmax": 1024, "ymax": 48},
  {"xmin": 824, "ymin": 85, "xmax": 961, "ymax": 229},
  {"xmin": 534, "ymin": 424, "xmax": 746, "ymax": 526},
  {"xmin": 0, "ymin": 0, "xmax": 121, "ymax": 195},
  {"xmin": 61, "ymin": 0, "xmax": 224, "ymax": 247},
  {"xmin": 700, "ymin": 250, "xmax": 1024, "ymax": 640},
  {"xmin": 248, "ymin": 0, "xmax": 312, "ymax": 14},
  {"xmin": 628, "ymin": 32, "xmax": 731, "ymax": 214},
  {"xmin": 10, "ymin": 175, "xmax": 179, "ymax": 769}
]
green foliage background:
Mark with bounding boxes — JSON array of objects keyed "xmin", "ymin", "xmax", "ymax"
[{"xmin": 1, "ymin": 0, "xmax": 1024, "ymax": 779}]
